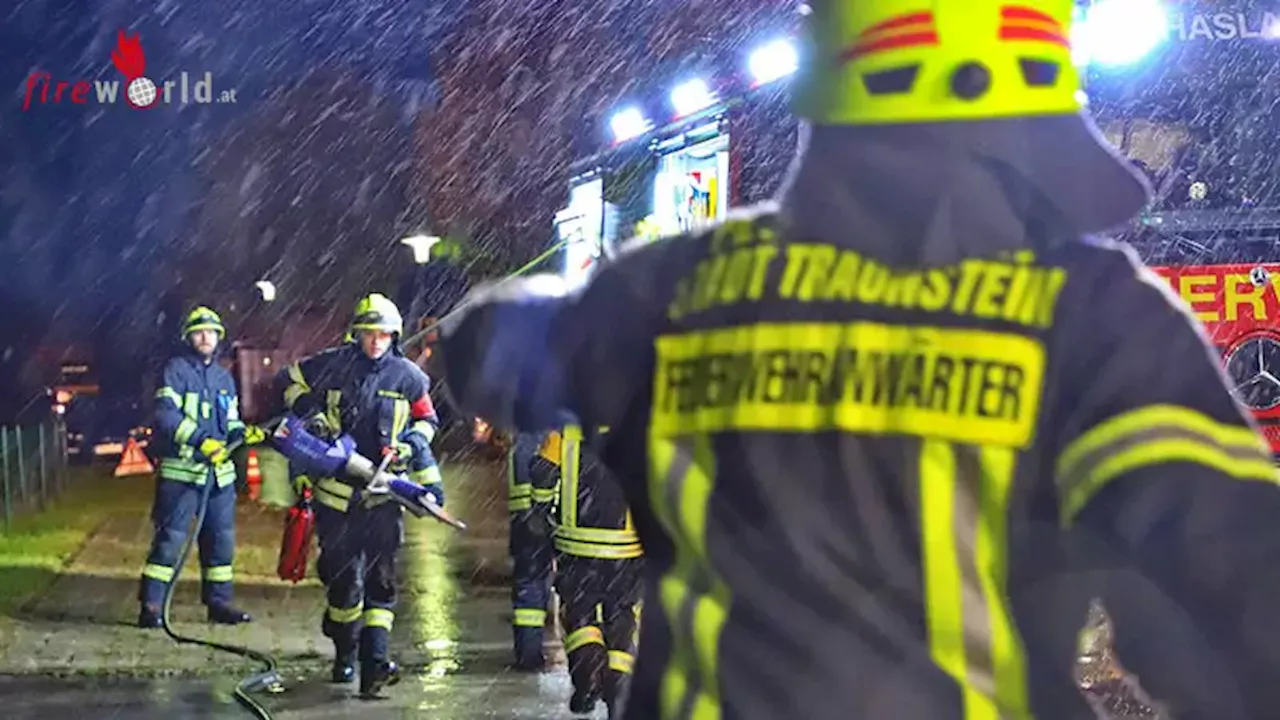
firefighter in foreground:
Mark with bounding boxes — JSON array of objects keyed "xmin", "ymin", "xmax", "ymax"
[
  {"xmin": 279, "ymin": 293, "xmax": 442, "ymax": 698},
  {"xmin": 507, "ymin": 430, "xmax": 558, "ymax": 671},
  {"xmin": 531, "ymin": 423, "xmax": 642, "ymax": 718},
  {"xmin": 139, "ymin": 307, "xmax": 264, "ymax": 628},
  {"xmin": 437, "ymin": 1, "xmax": 1280, "ymax": 717}
]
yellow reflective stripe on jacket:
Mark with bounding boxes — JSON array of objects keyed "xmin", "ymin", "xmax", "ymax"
[
  {"xmin": 156, "ymin": 387, "xmax": 182, "ymax": 406},
  {"xmin": 531, "ymin": 488, "xmax": 557, "ymax": 504},
  {"xmin": 283, "ymin": 364, "xmax": 310, "ymax": 408},
  {"xmin": 325, "ymin": 391, "xmax": 342, "ymax": 432},
  {"xmin": 377, "ymin": 390, "xmax": 405, "ymax": 399},
  {"xmin": 920, "ymin": 440, "xmax": 1029, "ymax": 720},
  {"xmin": 410, "ymin": 420, "xmax": 436, "ymax": 443},
  {"xmin": 159, "ymin": 458, "xmax": 237, "ymax": 487},
  {"xmin": 560, "ymin": 425, "xmax": 583, "ymax": 528},
  {"xmin": 1056, "ymin": 404, "xmax": 1278, "ymax": 526},
  {"xmin": 509, "ymin": 486, "xmax": 533, "ymax": 512},
  {"xmin": 175, "ymin": 417, "xmax": 199, "ymax": 446},
  {"xmin": 556, "ymin": 525, "xmax": 638, "ymax": 545},
  {"xmin": 554, "ymin": 536, "xmax": 644, "ymax": 559},
  {"xmin": 391, "ymin": 399, "xmax": 410, "ymax": 443},
  {"xmin": 508, "ymin": 444, "xmax": 535, "ymax": 510},
  {"xmin": 315, "ymin": 477, "xmax": 353, "ymax": 512},
  {"xmin": 227, "ymin": 396, "xmax": 245, "ymax": 433},
  {"xmin": 410, "ymin": 466, "xmax": 442, "ymax": 486},
  {"xmin": 648, "ymin": 434, "xmax": 730, "ymax": 720}
]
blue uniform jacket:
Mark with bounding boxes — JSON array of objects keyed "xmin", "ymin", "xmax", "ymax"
[
  {"xmin": 279, "ymin": 343, "xmax": 441, "ymax": 512},
  {"xmin": 154, "ymin": 349, "xmax": 245, "ymax": 487}
]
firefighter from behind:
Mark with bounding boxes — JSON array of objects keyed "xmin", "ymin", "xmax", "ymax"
[
  {"xmin": 139, "ymin": 307, "xmax": 266, "ymax": 628},
  {"xmin": 507, "ymin": 430, "xmax": 558, "ymax": 671},
  {"xmin": 280, "ymin": 293, "xmax": 441, "ymax": 698},
  {"xmin": 530, "ymin": 423, "xmax": 642, "ymax": 718},
  {"xmin": 438, "ymin": 1, "xmax": 1280, "ymax": 718}
]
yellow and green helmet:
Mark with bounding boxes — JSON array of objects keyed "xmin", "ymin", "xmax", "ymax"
[
  {"xmin": 793, "ymin": 0, "xmax": 1150, "ymax": 234},
  {"xmin": 350, "ymin": 293, "xmax": 404, "ymax": 337},
  {"xmin": 794, "ymin": 0, "xmax": 1083, "ymax": 125},
  {"xmin": 181, "ymin": 306, "xmax": 225, "ymax": 339}
]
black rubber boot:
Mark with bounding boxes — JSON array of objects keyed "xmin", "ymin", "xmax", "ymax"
[
  {"xmin": 569, "ymin": 689, "xmax": 600, "ymax": 716},
  {"xmin": 207, "ymin": 604, "xmax": 252, "ymax": 625},
  {"xmin": 358, "ymin": 659, "xmax": 400, "ymax": 699},
  {"xmin": 137, "ymin": 605, "xmax": 163, "ymax": 629},
  {"xmin": 331, "ymin": 645, "xmax": 356, "ymax": 683}
]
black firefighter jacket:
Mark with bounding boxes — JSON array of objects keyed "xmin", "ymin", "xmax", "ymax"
[{"xmin": 440, "ymin": 123, "xmax": 1280, "ymax": 720}]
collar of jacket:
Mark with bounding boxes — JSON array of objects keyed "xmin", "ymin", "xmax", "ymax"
[{"xmin": 775, "ymin": 118, "xmax": 1151, "ymax": 268}]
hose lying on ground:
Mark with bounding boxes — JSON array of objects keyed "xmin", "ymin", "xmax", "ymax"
[
  {"xmin": 153, "ymin": 237, "xmax": 592, "ymax": 718},
  {"xmin": 160, "ymin": 434, "xmax": 283, "ymax": 720}
]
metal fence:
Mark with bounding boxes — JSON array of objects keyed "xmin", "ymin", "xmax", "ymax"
[{"xmin": 0, "ymin": 421, "xmax": 71, "ymax": 529}]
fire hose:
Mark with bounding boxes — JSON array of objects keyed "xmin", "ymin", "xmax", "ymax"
[
  {"xmin": 157, "ymin": 237, "xmax": 595, "ymax": 719},
  {"xmin": 160, "ymin": 415, "xmax": 468, "ymax": 720},
  {"xmin": 159, "ymin": 418, "xmax": 286, "ymax": 720}
]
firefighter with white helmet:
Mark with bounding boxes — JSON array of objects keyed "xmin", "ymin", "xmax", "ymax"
[
  {"xmin": 436, "ymin": 0, "xmax": 1280, "ymax": 717},
  {"xmin": 279, "ymin": 293, "xmax": 442, "ymax": 698}
]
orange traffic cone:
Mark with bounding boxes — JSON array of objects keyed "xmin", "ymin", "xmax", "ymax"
[
  {"xmin": 114, "ymin": 438, "xmax": 154, "ymax": 477},
  {"xmin": 245, "ymin": 450, "xmax": 262, "ymax": 501}
]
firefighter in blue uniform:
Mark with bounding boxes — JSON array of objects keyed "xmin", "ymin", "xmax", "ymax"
[
  {"xmin": 436, "ymin": 1, "xmax": 1280, "ymax": 717},
  {"xmin": 531, "ymin": 424, "xmax": 642, "ymax": 718},
  {"xmin": 139, "ymin": 306, "xmax": 264, "ymax": 628},
  {"xmin": 507, "ymin": 430, "xmax": 558, "ymax": 670},
  {"xmin": 280, "ymin": 293, "xmax": 442, "ymax": 698}
]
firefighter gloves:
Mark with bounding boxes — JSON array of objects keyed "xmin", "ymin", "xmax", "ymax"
[
  {"xmin": 240, "ymin": 425, "xmax": 269, "ymax": 446},
  {"xmin": 199, "ymin": 438, "xmax": 230, "ymax": 465}
]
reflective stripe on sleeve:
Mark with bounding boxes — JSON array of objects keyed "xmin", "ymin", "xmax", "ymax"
[
  {"xmin": 410, "ymin": 420, "xmax": 436, "ymax": 443},
  {"xmin": 175, "ymin": 417, "xmax": 199, "ymax": 446},
  {"xmin": 1056, "ymin": 404, "xmax": 1277, "ymax": 526},
  {"xmin": 920, "ymin": 440, "xmax": 1030, "ymax": 720},
  {"xmin": 409, "ymin": 466, "xmax": 442, "ymax": 486},
  {"xmin": 156, "ymin": 387, "xmax": 182, "ymax": 406},
  {"xmin": 283, "ymin": 364, "xmax": 310, "ymax": 408}
]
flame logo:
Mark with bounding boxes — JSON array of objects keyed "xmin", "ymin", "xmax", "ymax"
[{"xmin": 111, "ymin": 30, "xmax": 146, "ymax": 80}]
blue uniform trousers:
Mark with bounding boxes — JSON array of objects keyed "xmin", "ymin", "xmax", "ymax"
[
  {"xmin": 316, "ymin": 500, "xmax": 403, "ymax": 663},
  {"xmin": 510, "ymin": 518, "xmax": 555, "ymax": 666},
  {"xmin": 139, "ymin": 477, "xmax": 236, "ymax": 608}
]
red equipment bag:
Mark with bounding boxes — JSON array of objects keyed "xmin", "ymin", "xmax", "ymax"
[{"xmin": 277, "ymin": 488, "xmax": 315, "ymax": 583}]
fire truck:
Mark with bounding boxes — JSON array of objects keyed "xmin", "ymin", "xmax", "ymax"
[{"xmin": 552, "ymin": 1, "xmax": 1280, "ymax": 453}]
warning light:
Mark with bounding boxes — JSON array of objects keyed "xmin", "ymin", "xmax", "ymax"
[
  {"xmin": 610, "ymin": 107, "xmax": 652, "ymax": 143},
  {"xmin": 1073, "ymin": 0, "xmax": 1168, "ymax": 68},
  {"xmin": 748, "ymin": 40, "xmax": 799, "ymax": 86},
  {"xmin": 670, "ymin": 78, "xmax": 717, "ymax": 117}
]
